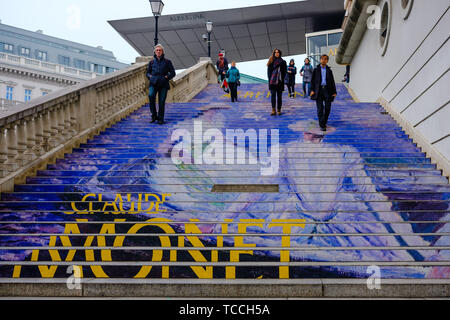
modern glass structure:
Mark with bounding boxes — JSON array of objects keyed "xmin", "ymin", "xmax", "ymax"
[{"xmin": 305, "ymin": 29, "xmax": 346, "ymax": 82}]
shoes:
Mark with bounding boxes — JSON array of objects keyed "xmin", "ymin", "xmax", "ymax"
[
  {"xmin": 277, "ymin": 110, "xmax": 282, "ymax": 116},
  {"xmin": 271, "ymin": 109, "xmax": 276, "ymax": 116},
  {"xmin": 150, "ymin": 118, "xmax": 157, "ymax": 123},
  {"xmin": 157, "ymin": 120, "xmax": 165, "ymax": 125},
  {"xmin": 320, "ymin": 127, "xmax": 327, "ymax": 132}
]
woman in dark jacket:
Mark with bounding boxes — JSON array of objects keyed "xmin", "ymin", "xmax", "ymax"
[
  {"xmin": 286, "ymin": 59, "xmax": 297, "ymax": 98},
  {"xmin": 216, "ymin": 53, "xmax": 229, "ymax": 82},
  {"xmin": 267, "ymin": 48, "xmax": 287, "ymax": 116}
]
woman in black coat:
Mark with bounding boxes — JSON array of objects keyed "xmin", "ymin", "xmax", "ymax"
[{"xmin": 267, "ymin": 48, "xmax": 287, "ymax": 116}]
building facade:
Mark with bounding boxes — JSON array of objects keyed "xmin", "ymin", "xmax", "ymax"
[
  {"xmin": 0, "ymin": 22, "xmax": 129, "ymax": 108},
  {"xmin": 337, "ymin": 0, "xmax": 449, "ymax": 175}
]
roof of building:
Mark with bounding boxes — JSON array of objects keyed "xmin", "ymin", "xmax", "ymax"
[
  {"xmin": 109, "ymin": 0, "xmax": 345, "ymax": 69},
  {"xmin": 240, "ymin": 73, "xmax": 267, "ymax": 84},
  {"xmin": 0, "ymin": 22, "xmax": 129, "ymax": 68}
]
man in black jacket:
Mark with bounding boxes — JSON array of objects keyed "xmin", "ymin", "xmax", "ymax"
[
  {"xmin": 146, "ymin": 44, "xmax": 176, "ymax": 124},
  {"xmin": 310, "ymin": 54, "xmax": 337, "ymax": 131}
]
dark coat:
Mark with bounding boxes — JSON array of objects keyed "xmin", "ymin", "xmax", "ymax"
[
  {"xmin": 310, "ymin": 64, "xmax": 337, "ymax": 100},
  {"xmin": 267, "ymin": 58, "xmax": 287, "ymax": 91},
  {"xmin": 216, "ymin": 58, "xmax": 229, "ymax": 74},
  {"xmin": 146, "ymin": 54, "xmax": 176, "ymax": 90}
]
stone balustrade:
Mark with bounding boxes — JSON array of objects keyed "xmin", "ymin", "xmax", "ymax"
[
  {"xmin": 0, "ymin": 52, "xmax": 98, "ymax": 80},
  {"xmin": 0, "ymin": 57, "xmax": 218, "ymax": 193}
]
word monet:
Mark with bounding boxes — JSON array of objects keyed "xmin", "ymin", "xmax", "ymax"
[
  {"xmin": 171, "ymin": 120, "xmax": 280, "ymax": 176},
  {"xmin": 13, "ymin": 218, "xmax": 306, "ymax": 279}
]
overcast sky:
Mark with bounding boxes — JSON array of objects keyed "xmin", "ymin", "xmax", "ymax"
[{"xmin": 0, "ymin": 0, "xmax": 306, "ymax": 79}]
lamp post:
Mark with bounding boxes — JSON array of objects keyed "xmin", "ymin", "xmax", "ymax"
[
  {"xmin": 206, "ymin": 20, "xmax": 213, "ymax": 58},
  {"xmin": 149, "ymin": 0, "xmax": 164, "ymax": 46}
]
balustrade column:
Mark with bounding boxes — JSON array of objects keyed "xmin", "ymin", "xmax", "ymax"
[
  {"xmin": 42, "ymin": 109, "xmax": 56, "ymax": 150},
  {"xmin": 16, "ymin": 119, "xmax": 35, "ymax": 163},
  {"xmin": 4, "ymin": 124, "xmax": 19, "ymax": 172},
  {"xmin": 25, "ymin": 114, "xmax": 44, "ymax": 157},
  {"xmin": 0, "ymin": 128, "xmax": 9, "ymax": 177}
]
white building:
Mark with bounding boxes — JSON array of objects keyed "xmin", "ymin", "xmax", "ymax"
[
  {"xmin": 0, "ymin": 22, "xmax": 129, "ymax": 111},
  {"xmin": 337, "ymin": 0, "xmax": 450, "ymax": 176}
]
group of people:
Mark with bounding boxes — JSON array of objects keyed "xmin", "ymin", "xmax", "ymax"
[
  {"xmin": 145, "ymin": 44, "xmax": 336, "ymax": 132},
  {"xmin": 266, "ymin": 49, "xmax": 336, "ymax": 131}
]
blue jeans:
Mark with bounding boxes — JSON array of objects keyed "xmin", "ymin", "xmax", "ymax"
[
  {"xmin": 149, "ymin": 86, "xmax": 168, "ymax": 121},
  {"xmin": 303, "ymin": 82, "xmax": 311, "ymax": 97}
]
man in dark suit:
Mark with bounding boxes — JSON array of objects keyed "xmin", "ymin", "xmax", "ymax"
[
  {"xmin": 310, "ymin": 54, "xmax": 337, "ymax": 131},
  {"xmin": 146, "ymin": 44, "xmax": 176, "ymax": 125}
]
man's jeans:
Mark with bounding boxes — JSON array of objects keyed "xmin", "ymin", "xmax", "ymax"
[
  {"xmin": 303, "ymin": 81, "xmax": 311, "ymax": 97},
  {"xmin": 149, "ymin": 85, "xmax": 168, "ymax": 121}
]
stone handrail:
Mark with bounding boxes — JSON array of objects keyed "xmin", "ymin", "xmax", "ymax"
[{"xmin": 0, "ymin": 57, "xmax": 218, "ymax": 192}]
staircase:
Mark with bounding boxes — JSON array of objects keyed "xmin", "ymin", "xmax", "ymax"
[{"xmin": 0, "ymin": 83, "xmax": 449, "ymax": 298}]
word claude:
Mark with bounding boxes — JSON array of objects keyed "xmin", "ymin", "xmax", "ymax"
[
  {"xmin": 63, "ymin": 193, "xmax": 171, "ymax": 215},
  {"xmin": 171, "ymin": 120, "xmax": 279, "ymax": 176}
]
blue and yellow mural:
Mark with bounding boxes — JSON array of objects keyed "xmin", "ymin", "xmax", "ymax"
[{"xmin": 0, "ymin": 84, "xmax": 449, "ymax": 280}]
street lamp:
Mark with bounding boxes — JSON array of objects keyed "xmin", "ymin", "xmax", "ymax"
[
  {"xmin": 149, "ymin": 0, "xmax": 164, "ymax": 46},
  {"xmin": 206, "ymin": 20, "xmax": 213, "ymax": 58}
]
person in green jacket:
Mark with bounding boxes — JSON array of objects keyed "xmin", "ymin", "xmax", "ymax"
[{"xmin": 226, "ymin": 61, "xmax": 240, "ymax": 102}]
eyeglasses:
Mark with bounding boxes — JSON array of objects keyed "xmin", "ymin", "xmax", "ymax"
[{"xmin": 155, "ymin": 49, "xmax": 163, "ymax": 52}]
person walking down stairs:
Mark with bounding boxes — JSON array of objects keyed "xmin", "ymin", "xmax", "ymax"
[
  {"xmin": 146, "ymin": 44, "xmax": 176, "ymax": 125},
  {"xmin": 216, "ymin": 53, "xmax": 229, "ymax": 82},
  {"xmin": 300, "ymin": 57, "xmax": 313, "ymax": 98},
  {"xmin": 286, "ymin": 59, "xmax": 297, "ymax": 98},
  {"xmin": 226, "ymin": 61, "xmax": 240, "ymax": 103},
  {"xmin": 267, "ymin": 48, "xmax": 287, "ymax": 116},
  {"xmin": 310, "ymin": 54, "xmax": 337, "ymax": 131}
]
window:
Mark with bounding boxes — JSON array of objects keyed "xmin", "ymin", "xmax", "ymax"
[
  {"xmin": 20, "ymin": 47, "xmax": 31, "ymax": 57},
  {"xmin": 379, "ymin": 0, "xmax": 392, "ymax": 56},
  {"xmin": 105, "ymin": 67, "xmax": 117, "ymax": 74},
  {"xmin": 36, "ymin": 50, "xmax": 48, "ymax": 61},
  {"xmin": 74, "ymin": 59, "xmax": 86, "ymax": 70},
  {"xmin": 307, "ymin": 35, "xmax": 327, "ymax": 56},
  {"xmin": 42, "ymin": 91, "xmax": 48, "ymax": 96},
  {"xmin": 24, "ymin": 89, "xmax": 32, "ymax": 102},
  {"xmin": 6, "ymin": 86, "xmax": 14, "ymax": 100},
  {"xmin": 58, "ymin": 55, "xmax": 70, "ymax": 66},
  {"xmin": 328, "ymin": 32, "xmax": 342, "ymax": 47},
  {"xmin": 401, "ymin": 0, "xmax": 414, "ymax": 19},
  {"xmin": 1, "ymin": 43, "xmax": 14, "ymax": 53},
  {"xmin": 93, "ymin": 64, "xmax": 105, "ymax": 74}
]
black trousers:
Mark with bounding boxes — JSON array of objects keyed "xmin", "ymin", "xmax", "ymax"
[
  {"xmin": 270, "ymin": 89, "xmax": 283, "ymax": 110},
  {"xmin": 229, "ymin": 82, "xmax": 238, "ymax": 102},
  {"xmin": 316, "ymin": 86, "xmax": 332, "ymax": 128},
  {"xmin": 287, "ymin": 78, "xmax": 295, "ymax": 95}
]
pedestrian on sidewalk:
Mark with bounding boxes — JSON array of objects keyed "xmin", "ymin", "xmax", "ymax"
[
  {"xmin": 300, "ymin": 57, "xmax": 313, "ymax": 98},
  {"xmin": 146, "ymin": 44, "xmax": 176, "ymax": 125},
  {"xmin": 226, "ymin": 61, "xmax": 240, "ymax": 102},
  {"xmin": 216, "ymin": 53, "xmax": 229, "ymax": 82},
  {"xmin": 267, "ymin": 48, "xmax": 287, "ymax": 116},
  {"xmin": 286, "ymin": 59, "xmax": 297, "ymax": 98},
  {"xmin": 310, "ymin": 54, "xmax": 337, "ymax": 132}
]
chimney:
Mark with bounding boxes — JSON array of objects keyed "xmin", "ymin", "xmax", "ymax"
[{"xmin": 36, "ymin": 30, "xmax": 43, "ymax": 34}]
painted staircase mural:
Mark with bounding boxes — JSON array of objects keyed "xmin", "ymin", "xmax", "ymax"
[{"xmin": 0, "ymin": 83, "xmax": 449, "ymax": 280}]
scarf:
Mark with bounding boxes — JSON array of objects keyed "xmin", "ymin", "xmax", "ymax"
[{"xmin": 270, "ymin": 58, "xmax": 283, "ymax": 86}]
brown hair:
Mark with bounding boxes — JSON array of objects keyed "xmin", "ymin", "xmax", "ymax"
[{"xmin": 267, "ymin": 48, "xmax": 282, "ymax": 66}]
